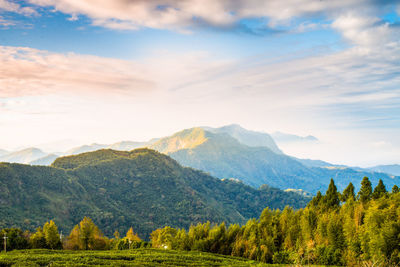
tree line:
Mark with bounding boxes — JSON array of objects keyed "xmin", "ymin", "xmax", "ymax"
[
  {"xmin": 2, "ymin": 177, "xmax": 399, "ymax": 266},
  {"xmin": 1, "ymin": 217, "xmax": 149, "ymax": 252}
]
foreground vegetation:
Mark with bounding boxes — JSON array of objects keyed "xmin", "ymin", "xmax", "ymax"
[
  {"xmin": 1, "ymin": 177, "xmax": 399, "ymax": 266},
  {"xmin": 150, "ymin": 178, "xmax": 400, "ymax": 266},
  {"xmin": 0, "ymin": 249, "xmax": 272, "ymax": 266}
]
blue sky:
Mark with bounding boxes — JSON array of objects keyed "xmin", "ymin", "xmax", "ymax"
[{"xmin": 1, "ymin": 0, "xmax": 400, "ymax": 166}]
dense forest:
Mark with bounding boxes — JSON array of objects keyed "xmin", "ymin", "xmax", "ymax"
[
  {"xmin": 0, "ymin": 148, "xmax": 309, "ymax": 237},
  {"xmin": 1, "ymin": 177, "xmax": 399, "ymax": 266}
]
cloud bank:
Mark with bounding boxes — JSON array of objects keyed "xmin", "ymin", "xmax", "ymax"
[{"xmin": 0, "ymin": 46, "xmax": 154, "ymax": 98}]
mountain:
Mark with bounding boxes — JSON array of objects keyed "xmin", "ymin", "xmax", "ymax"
[
  {"xmin": 64, "ymin": 143, "xmax": 108, "ymax": 155},
  {"xmin": 294, "ymin": 158, "xmax": 333, "ymax": 168},
  {"xmin": 149, "ymin": 127, "xmax": 209, "ymax": 153},
  {"xmin": 151, "ymin": 127, "xmax": 400, "ymax": 193},
  {"xmin": 293, "ymin": 158, "xmax": 347, "ymax": 168},
  {"xmin": 271, "ymin": 131, "xmax": 318, "ymax": 144},
  {"xmin": 368, "ymin": 164, "xmax": 400, "ymax": 176},
  {"xmin": 108, "ymin": 141, "xmax": 147, "ymax": 151},
  {"xmin": 203, "ymin": 124, "xmax": 282, "ymax": 154},
  {"xmin": 163, "ymin": 128, "xmax": 315, "ymax": 189},
  {"xmin": 0, "ymin": 149, "xmax": 8, "ymax": 157},
  {"xmin": 0, "ymin": 148, "xmax": 47, "ymax": 164},
  {"xmin": 0, "ymin": 148, "xmax": 310, "ymax": 238},
  {"xmin": 29, "ymin": 154, "xmax": 59, "ymax": 166},
  {"xmin": 65, "ymin": 142, "xmax": 148, "ymax": 156}
]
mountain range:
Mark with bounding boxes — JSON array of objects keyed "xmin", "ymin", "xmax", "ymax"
[
  {"xmin": 368, "ymin": 164, "xmax": 400, "ymax": 176},
  {"xmin": 271, "ymin": 131, "xmax": 319, "ymax": 144},
  {"xmin": 0, "ymin": 148, "xmax": 309, "ymax": 238},
  {"xmin": 1, "ymin": 124, "xmax": 398, "ymax": 194}
]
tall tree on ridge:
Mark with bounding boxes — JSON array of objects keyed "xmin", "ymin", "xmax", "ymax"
[
  {"xmin": 324, "ymin": 179, "xmax": 340, "ymax": 208},
  {"xmin": 357, "ymin": 177, "xmax": 372, "ymax": 203},
  {"xmin": 372, "ymin": 179, "xmax": 387, "ymax": 199}
]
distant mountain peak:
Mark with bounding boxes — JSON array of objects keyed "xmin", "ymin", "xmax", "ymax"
[
  {"xmin": 202, "ymin": 125, "xmax": 282, "ymax": 154},
  {"xmin": 0, "ymin": 147, "xmax": 47, "ymax": 164},
  {"xmin": 149, "ymin": 127, "xmax": 210, "ymax": 154},
  {"xmin": 272, "ymin": 131, "xmax": 319, "ymax": 144}
]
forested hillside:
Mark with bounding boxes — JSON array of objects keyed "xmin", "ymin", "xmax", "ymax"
[
  {"xmin": 0, "ymin": 148, "xmax": 309, "ymax": 238},
  {"xmin": 150, "ymin": 178, "xmax": 400, "ymax": 266},
  {"xmin": 164, "ymin": 128, "xmax": 399, "ymax": 193}
]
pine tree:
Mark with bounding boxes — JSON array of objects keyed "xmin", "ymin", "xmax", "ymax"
[
  {"xmin": 357, "ymin": 177, "xmax": 372, "ymax": 203},
  {"xmin": 372, "ymin": 179, "xmax": 387, "ymax": 199},
  {"xmin": 324, "ymin": 179, "xmax": 340, "ymax": 208},
  {"xmin": 341, "ymin": 182, "xmax": 355, "ymax": 202},
  {"xmin": 308, "ymin": 191, "xmax": 323, "ymax": 208},
  {"xmin": 392, "ymin": 185, "xmax": 399, "ymax": 194}
]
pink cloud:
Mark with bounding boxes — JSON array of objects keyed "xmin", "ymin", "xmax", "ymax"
[{"xmin": 0, "ymin": 46, "xmax": 155, "ymax": 98}]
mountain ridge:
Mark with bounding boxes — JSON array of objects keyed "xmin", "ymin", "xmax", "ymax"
[{"xmin": 0, "ymin": 148, "xmax": 310, "ymax": 238}]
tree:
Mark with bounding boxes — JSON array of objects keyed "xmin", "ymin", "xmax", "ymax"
[
  {"xmin": 0, "ymin": 228, "xmax": 29, "ymax": 251},
  {"xmin": 357, "ymin": 177, "xmax": 372, "ymax": 203},
  {"xmin": 341, "ymin": 182, "xmax": 355, "ymax": 202},
  {"xmin": 65, "ymin": 217, "xmax": 108, "ymax": 250},
  {"xmin": 392, "ymin": 185, "xmax": 399, "ymax": 194},
  {"xmin": 308, "ymin": 191, "xmax": 323, "ymax": 208},
  {"xmin": 324, "ymin": 179, "xmax": 340, "ymax": 208},
  {"xmin": 126, "ymin": 227, "xmax": 141, "ymax": 242},
  {"xmin": 151, "ymin": 226, "xmax": 178, "ymax": 249},
  {"xmin": 30, "ymin": 227, "xmax": 47, "ymax": 249},
  {"xmin": 80, "ymin": 217, "xmax": 98, "ymax": 250},
  {"xmin": 372, "ymin": 179, "xmax": 387, "ymax": 199},
  {"xmin": 43, "ymin": 220, "xmax": 62, "ymax": 249}
]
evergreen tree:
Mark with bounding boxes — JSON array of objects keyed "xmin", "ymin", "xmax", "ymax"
[
  {"xmin": 308, "ymin": 191, "xmax": 323, "ymax": 208},
  {"xmin": 392, "ymin": 185, "xmax": 399, "ymax": 194},
  {"xmin": 372, "ymin": 179, "xmax": 387, "ymax": 199},
  {"xmin": 357, "ymin": 177, "xmax": 372, "ymax": 203},
  {"xmin": 324, "ymin": 179, "xmax": 340, "ymax": 208},
  {"xmin": 43, "ymin": 220, "xmax": 62, "ymax": 249},
  {"xmin": 341, "ymin": 182, "xmax": 355, "ymax": 202}
]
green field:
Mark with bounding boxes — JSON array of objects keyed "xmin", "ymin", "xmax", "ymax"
[{"xmin": 0, "ymin": 249, "xmax": 280, "ymax": 266}]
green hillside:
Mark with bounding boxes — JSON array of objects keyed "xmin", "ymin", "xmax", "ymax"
[
  {"xmin": 0, "ymin": 148, "xmax": 309, "ymax": 238},
  {"xmin": 156, "ymin": 128, "xmax": 400, "ymax": 193}
]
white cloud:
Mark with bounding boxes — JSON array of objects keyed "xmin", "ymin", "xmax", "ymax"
[
  {"xmin": 0, "ymin": 43, "xmax": 399, "ymax": 165},
  {"xmin": 25, "ymin": 0, "xmax": 390, "ymax": 30},
  {"xmin": 0, "ymin": 0, "xmax": 37, "ymax": 15},
  {"xmin": 0, "ymin": 16, "xmax": 14, "ymax": 27}
]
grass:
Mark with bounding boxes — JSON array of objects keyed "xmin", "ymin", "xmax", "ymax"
[{"xmin": 0, "ymin": 248, "xmax": 276, "ymax": 266}]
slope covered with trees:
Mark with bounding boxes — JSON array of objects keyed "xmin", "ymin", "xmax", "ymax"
[
  {"xmin": 0, "ymin": 148, "xmax": 310, "ymax": 238},
  {"xmin": 150, "ymin": 178, "xmax": 400, "ymax": 266},
  {"xmin": 163, "ymin": 128, "xmax": 399, "ymax": 193}
]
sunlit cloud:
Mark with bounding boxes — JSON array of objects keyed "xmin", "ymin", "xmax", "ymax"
[
  {"xmin": 0, "ymin": 0, "xmax": 37, "ymax": 15},
  {"xmin": 0, "ymin": 46, "xmax": 155, "ymax": 98},
  {"xmin": 0, "ymin": 1, "xmax": 399, "ymax": 165}
]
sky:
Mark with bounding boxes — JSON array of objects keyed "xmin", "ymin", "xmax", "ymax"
[{"xmin": 0, "ymin": 0, "xmax": 400, "ymax": 167}]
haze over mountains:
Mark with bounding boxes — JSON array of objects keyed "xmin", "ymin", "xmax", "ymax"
[
  {"xmin": 0, "ymin": 124, "xmax": 398, "ymax": 194},
  {"xmin": 368, "ymin": 164, "xmax": 400, "ymax": 176}
]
